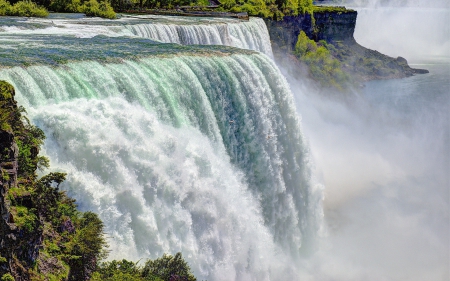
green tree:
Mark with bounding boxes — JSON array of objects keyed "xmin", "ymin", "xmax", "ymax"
[
  {"xmin": 298, "ymin": 0, "xmax": 311, "ymax": 13},
  {"xmin": 68, "ymin": 211, "xmax": 108, "ymax": 281},
  {"xmin": 294, "ymin": 31, "xmax": 349, "ymax": 89},
  {"xmin": 80, "ymin": 0, "xmax": 116, "ymax": 19},
  {"xmin": 142, "ymin": 253, "xmax": 196, "ymax": 281}
]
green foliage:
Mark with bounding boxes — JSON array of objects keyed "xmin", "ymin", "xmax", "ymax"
[
  {"xmin": 31, "ymin": 173, "xmax": 107, "ymax": 280},
  {"xmin": 232, "ymin": 0, "xmax": 271, "ymax": 17},
  {"xmin": 191, "ymin": 0, "xmax": 208, "ymax": 6},
  {"xmin": 80, "ymin": 0, "xmax": 116, "ymax": 19},
  {"xmin": 294, "ymin": 31, "xmax": 349, "ymax": 89},
  {"xmin": 0, "ymin": 0, "xmax": 12, "ymax": 15},
  {"xmin": 90, "ymin": 271, "xmax": 149, "ymax": 281},
  {"xmin": 7, "ymin": 187, "xmax": 30, "ymax": 202},
  {"xmin": 0, "ymin": 256, "xmax": 7, "ymax": 263},
  {"xmin": 298, "ymin": 0, "xmax": 312, "ymax": 14},
  {"xmin": 10, "ymin": 205, "xmax": 37, "ymax": 232},
  {"xmin": 91, "ymin": 260, "xmax": 155, "ymax": 281},
  {"xmin": 0, "ymin": 81, "xmax": 16, "ymax": 132},
  {"xmin": 142, "ymin": 253, "xmax": 196, "ymax": 281},
  {"xmin": 0, "ymin": 81, "xmax": 109, "ymax": 280},
  {"xmin": 312, "ymin": 5, "xmax": 353, "ymax": 14},
  {"xmin": 97, "ymin": 260, "xmax": 141, "ymax": 277},
  {"xmin": 215, "ymin": 0, "xmax": 313, "ymax": 18},
  {"xmin": 14, "ymin": 118, "xmax": 46, "ymax": 179},
  {"xmin": 49, "ymin": 0, "xmax": 81, "ymax": 12},
  {"xmin": 91, "ymin": 254, "xmax": 196, "ymax": 281},
  {"xmin": 1, "ymin": 274, "xmax": 14, "ymax": 281},
  {"xmin": 9, "ymin": 0, "xmax": 49, "ymax": 17},
  {"xmin": 70, "ymin": 212, "xmax": 108, "ymax": 259},
  {"xmin": 48, "ymin": 0, "xmax": 116, "ymax": 18},
  {"xmin": 219, "ymin": 0, "xmax": 236, "ymax": 10},
  {"xmin": 0, "ymin": 0, "xmax": 49, "ymax": 17},
  {"xmin": 33, "ymin": 172, "xmax": 71, "ymax": 222}
]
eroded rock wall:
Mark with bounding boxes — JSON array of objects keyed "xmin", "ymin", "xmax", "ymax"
[
  {"xmin": 0, "ymin": 82, "xmax": 42, "ymax": 281},
  {"xmin": 264, "ymin": 10, "xmax": 357, "ymax": 55}
]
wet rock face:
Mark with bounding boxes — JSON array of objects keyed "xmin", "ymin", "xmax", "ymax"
[
  {"xmin": 264, "ymin": 11, "xmax": 358, "ymax": 53},
  {"xmin": 0, "ymin": 81, "xmax": 43, "ymax": 281},
  {"xmin": 265, "ymin": 11, "xmax": 428, "ymax": 82},
  {"xmin": 312, "ymin": 11, "xmax": 357, "ymax": 42}
]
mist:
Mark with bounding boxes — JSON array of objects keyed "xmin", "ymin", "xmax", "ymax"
[
  {"xmin": 345, "ymin": 0, "xmax": 450, "ymax": 60},
  {"xmin": 280, "ymin": 1, "xmax": 449, "ymax": 280}
]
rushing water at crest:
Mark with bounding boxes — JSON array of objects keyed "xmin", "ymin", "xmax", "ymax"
[
  {"xmin": 123, "ymin": 16, "xmax": 273, "ymax": 57},
  {"xmin": 0, "ymin": 15, "xmax": 273, "ymax": 57},
  {"xmin": 0, "ymin": 16, "xmax": 319, "ymax": 280}
]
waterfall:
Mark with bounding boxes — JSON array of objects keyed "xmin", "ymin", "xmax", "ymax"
[
  {"xmin": 0, "ymin": 16, "xmax": 273, "ymax": 57},
  {"xmin": 0, "ymin": 14, "xmax": 322, "ymax": 279},
  {"xmin": 124, "ymin": 17, "xmax": 273, "ymax": 57},
  {"xmin": 0, "ymin": 52, "xmax": 322, "ymax": 279}
]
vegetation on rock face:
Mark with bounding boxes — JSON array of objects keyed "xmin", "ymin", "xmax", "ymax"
[
  {"xmin": 0, "ymin": 81, "xmax": 107, "ymax": 280},
  {"xmin": 1, "ymin": 273, "xmax": 14, "ymax": 281},
  {"xmin": 312, "ymin": 5, "xmax": 354, "ymax": 13},
  {"xmin": 294, "ymin": 31, "xmax": 349, "ymax": 89}
]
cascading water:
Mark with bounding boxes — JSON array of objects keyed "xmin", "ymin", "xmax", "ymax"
[
  {"xmin": 123, "ymin": 17, "xmax": 273, "ymax": 57},
  {"xmin": 0, "ymin": 15, "xmax": 273, "ymax": 57},
  {"xmin": 0, "ymin": 19, "xmax": 321, "ymax": 280}
]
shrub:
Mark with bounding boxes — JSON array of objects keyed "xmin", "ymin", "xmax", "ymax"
[
  {"xmin": 1, "ymin": 274, "xmax": 14, "ymax": 281},
  {"xmin": 294, "ymin": 31, "xmax": 349, "ymax": 89},
  {"xmin": 80, "ymin": 0, "xmax": 116, "ymax": 19},
  {"xmin": 92, "ymin": 259, "xmax": 150, "ymax": 281},
  {"xmin": 8, "ymin": 0, "xmax": 49, "ymax": 17},
  {"xmin": 142, "ymin": 253, "xmax": 196, "ymax": 281},
  {"xmin": 16, "ymin": 123, "xmax": 47, "ymax": 179},
  {"xmin": 11, "ymin": 205, "xmax": 38, "ymax": 232},
  {"xmin": 49, "ymin": 0, "xmax": 82, "ymax": 12},
  {"xmin": 0, "ymin": 0, "xmax": 11, "ymax": 15}
]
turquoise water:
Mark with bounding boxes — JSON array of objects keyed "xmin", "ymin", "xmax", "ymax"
[
  {"xmin": 0, "ymin": 14, "xmax": 319, "ymax": 280},
  {"xmin": 0, "ymin": 8, "xmax": 447, "ymax": 280},
  {"xmin": 0, "ymin": 15, "xmax": 273, "ymax": 57},
  {"xmin": 0, "ymin": 34, "xmax": 256, "ymax": 67}
]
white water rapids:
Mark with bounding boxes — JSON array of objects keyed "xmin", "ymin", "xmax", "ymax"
[
  {"xmin": 1, "ymin": 15, "xmax": 273, "ymax": 57},
  {"xmin": 0, "ymin": 21, "xmax": 322, "ymax": 278}
]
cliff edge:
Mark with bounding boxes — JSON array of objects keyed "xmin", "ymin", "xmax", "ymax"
[
  {"xmin": 265, "ymin": 8, "xmax": 428, "ymax": 84},
  {"xmin": 0, "ymin": 81, "xmax": 106, "ymax": 281}
]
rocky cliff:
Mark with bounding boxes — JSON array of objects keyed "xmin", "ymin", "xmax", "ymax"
[
  {"xmin": 265, "ymin": 10, "xmax": 357, "ymax": 55},
  {"xmin": 0, "ymin": 81, "xmax": 106, "ymax": 281},
  {"xmin": 265, "ymin": 9, "xmax": 428, "ymax": 83},
  {"xmin": 0, "ymin": 81, "xmax": 43, "ymax": 281}
]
